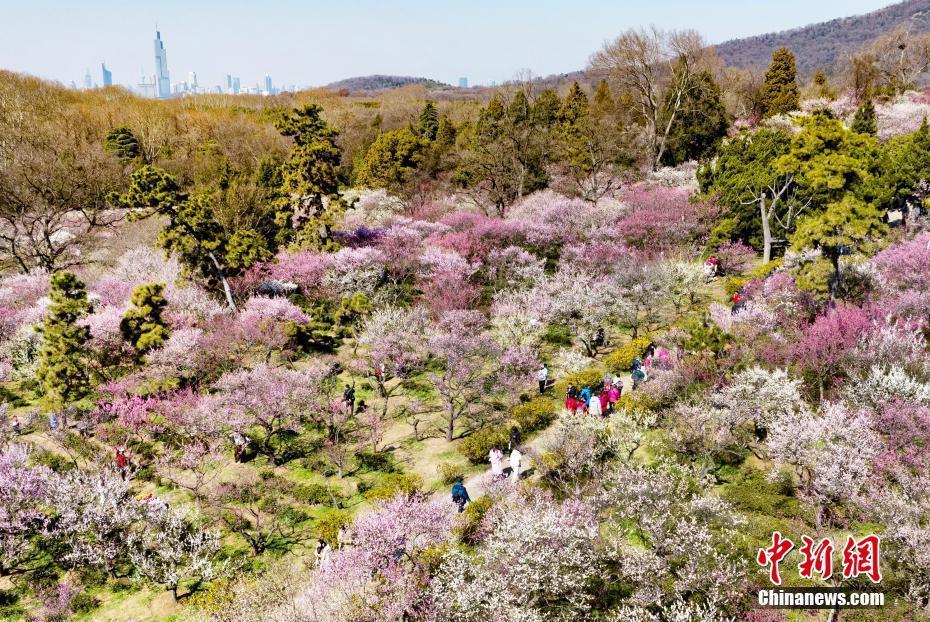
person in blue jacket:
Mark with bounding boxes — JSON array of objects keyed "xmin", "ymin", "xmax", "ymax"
[{"xmin": 451, "ymin": 478, "xmax": 471, "ymax": 513}]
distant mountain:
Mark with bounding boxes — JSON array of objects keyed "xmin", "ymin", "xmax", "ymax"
[
  {"xmin": 325, "ymin": 75, "xmax": 449, "ymax": 92},
  {"xmin": 716, "ymin": 0, "xmax": 930, "ymax": 74}
]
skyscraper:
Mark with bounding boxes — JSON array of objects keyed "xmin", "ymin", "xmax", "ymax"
[
  {"xmin": 263, "ymin": 75, "xmax": 273, "ymax": 95},
  {"xmin": 188, "ymin": 71, "xmax": 198, "ymax": 90},
  {"xmin": 458, "ymin": 77, "xmax": 468, "ymax": 88},
  {"xmin": 101, "ymin": 63, "xmax": 112, "ymax": 87},
  {"xmin": 232, "ymin": 77, "xmax": 240, "ymax": 94},
  {"xmin": 153, "ymin": 30, "xmax": 171, "ymax": 98},
  {"xmin": 225, "ymin": 74, "xmax": 233, "ymax": 93},
  {"xmin": 83, "ymin": 69, "xmax": 93, "ymax": 89}
]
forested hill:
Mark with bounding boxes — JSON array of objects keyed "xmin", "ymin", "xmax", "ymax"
[
  {"xmin": 325, "ymin": 74, "xmax": 449, "ymax": 91},
  {"xmin": 716, "ymin": 0, "xmax": 930, "ymax": 73}
]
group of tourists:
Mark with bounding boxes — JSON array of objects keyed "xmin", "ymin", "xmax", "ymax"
[{"xmin": 564, "ymin": 377, "xmax": 622, "ymax": 416}]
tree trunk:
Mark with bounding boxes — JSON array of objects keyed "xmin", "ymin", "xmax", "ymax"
[
  {"xmin": 207, "ymin": 251, "xmax": 237, "ymax": 311},
  {"xmin": 760, "ymin": 195, "xmax": 773, "ymax": 264},
  {"xmin": 446, "ymin": 410, "xmax": 454, "ymax": 442}
]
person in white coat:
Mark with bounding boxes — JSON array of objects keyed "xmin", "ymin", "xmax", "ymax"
[
  {"xmin": 588, "ymin": 391, "xmax": 603, "ymax": 416},
  {"xmin": 489, "ymin": 447, "xmax": 505, "ymax": 477},
  {"xmin": 510, "ymin": 448, "xmax": 523, "ymax": 483}
]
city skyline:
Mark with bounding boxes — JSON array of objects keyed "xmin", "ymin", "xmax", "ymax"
[{"xmin": 0, "ymin": 0, "xmax": 899, "ymax": 90}]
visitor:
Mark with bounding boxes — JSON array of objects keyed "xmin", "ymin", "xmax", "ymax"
[
  {"xmin": 565, "ymin": 383, "xmax": 580, "ymax": 414},
  {"xmin": 451, "ymin": 478, "xmax": 471, "ymax": 513},
  {"xmin": 316, "ymin": 540, "xmax": 332, "ymax": 569},
  {"xmin": 592, "ymin": 327, "xmax": 606, "ymax": 349},
  {"xmin": 588, "ymin": 391, "xmax": 603, "ymax": 417},
  {"xmin": 231, "ymin": 431, "xmax": 248, "ymax": 463},
  {"xmin": 508, "ymin": 426, "xmax": 521, "ymax": 451},
  {"xmin": 537, "ymin": 364, "xmax": 549, "ymax": 394},
  {"xmin": 342, "ymin": 384, "xmax": 356, "ymax": 412},
  {"xmin": 704, "ymin": 256, "xmax": 718, "ymax": 280},
  {"xmin": 48, "ymin": 413, "xmax": 58, "ymax": 431},
  {"xmin": 579, "ymin": 386, "xmax": 592, "ymax": 412},
  {"xmin": 355, "ymin": 400, "xmax": 367, "ymax": 416},
  {"xmin": 607, "ymin": 382, "xmax": 621, "ymax": 412},
  {"xmin": 632, "ymin": 366, "xmax": 646, "ymax": 390},
  {"xmin": 337, "ymin": 525, "xmax": 349, "ymax": 549},
  {"xmin": 599, "ymin": 389, "xmax": 610, "ymax": 416},
  {"xmin": 509, "ymin": 447, "xmax": 523, "ymax": 483},
  {"xmin": 11, "ymin": 416, "xmax": 20, "ymax": 436},
  {"xmin": 489, "ymin": 446, "xmax": 505, "ymax": 477},
  {"xmin": 116, "ymin": 447, "xmax": 129, "ymax": 481}
]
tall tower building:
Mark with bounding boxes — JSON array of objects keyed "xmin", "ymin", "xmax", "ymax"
[
  {"xmin": 458, "ymin": 77, "xmax": 468, "ymax": 88},
  {"xmin": 263, "ymin": 74, "xmax": 273, "ymax": 94},
  {"xmin": 232, "ymin": 77, "xmax": 240, "ymax": 94},
  {"xmin": 101, "ymin": 63, "xmax": 112, "ymax": 87},
  {"xmin": 83, "ymin": 69, "xmax": 93, "ymax": 89},
  {"xmin": 153, "ymin": 30, "xmax": 171, "ymax": 98},
  {"xmin": 188, "ymin": 71, "xmax": 198, "ymax": 90}
]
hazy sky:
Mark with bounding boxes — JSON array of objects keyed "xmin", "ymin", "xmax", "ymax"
[{"xmin": 0, "ymin": 0, "xmax": 897, "ymax": 89}]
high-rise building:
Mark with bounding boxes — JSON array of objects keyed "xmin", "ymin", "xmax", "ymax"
[
  {"xmin": 83, "ymin": 69, "xmax": 93, "ymax": 89},
  {"xmin": 232, "ymin": 77, "xmax": 240, "ymax": 94},
  {"xmin": 101, "ymin": 63, "xmax": 112, "ymax": 87},
  {"xmin": 224, "ymin": 74, "xmax": 233, "ymax": 93},
  {"xmin": 263, "ymin": 74, "xmax": 273, "ymax": 95},
  {"xmin": 458, "ymin": 77, "xmax": 468, "ymax": 88},
  {"xmin": 188, "ymin": 71, "xmax": 198, "ymax": 90},
  {"xmin": 153, "ymin": 30, "xmax": 171, "ymax": 98}
]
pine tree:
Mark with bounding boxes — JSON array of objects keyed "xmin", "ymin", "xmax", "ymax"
[
  {"xmin": 104, "ymin": 126, "xmax": 141, "ymax": 161},
  {"xmin": 275, "ymin": 104, "xmax": 349, "ymax": 251},
  {"xmin": 760, "ymin": 48, "xmax": 801, "ymax": 118},
  {"xmin": 36, "ymin": 272, "xmax": 92, "ymax": 407},
  {"xmin": 418, "ymin": 101, "xmax": 439, "ymax": 141},
  {"xmin": 436, "ymin": 115, "xmax": 457, "ymax": 148},
  {"xmin": 662, "ymin": 69, "xmax": 729, "ymax": 165},
  {"xmin": 120, "ymin": 283, "xmax": 170, "ymax": 353},
  {"xmin": 850, "ymin": 100, "xmax": 878, "ymax": 136}
]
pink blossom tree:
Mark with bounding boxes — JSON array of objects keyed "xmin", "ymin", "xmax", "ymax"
[{"xmin": 207, "ymin": 363, "xmax": 334, "ymax": 464}]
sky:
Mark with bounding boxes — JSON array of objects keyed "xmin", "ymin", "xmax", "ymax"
[{"xmin": 0, "ymin": 0, "xmax": 899, "ymax": 90}]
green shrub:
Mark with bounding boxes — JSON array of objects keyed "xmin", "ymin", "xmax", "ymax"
[
  {"xmin": 316, "ymin": 510, "xmax": 350, "ymax": 547},
  {"xmin": 459, "ymin": 426, "xmax": 508, "ymax": 464},
  {"xmin": 456, "ymin": 496, "xmax": 494, "ymax": 545},
  {"xmin": 356, "ymin": 450, "xmax": 399, "ymax": 473},
  {"xmin": 554, "ymin": 366, "xmax": 607, "ymax": 397},
  {"xmin": 511, "ymin": 397, "xmax": 556, "ymax": 433},
  {"xmin": 603, "ymin": 337, "xmax": 653, "ymax": 375},
  {"xmin": 747, "ymin": 258, "xmax": 782, "ymax": 281},
  {"xmin": 541, "ymin": 324, "xmax": 572, "ymax": 346},
  {"xmin": 70, "ymin": 592, "xmax": 100, "ymax": 614},
  {"xmin": 365, "ymin": 473, "xmax": 424, "ymax": 502},
  {"xmin": 723, "ymin": 276, "xmax": 750, "ymax": 297},
  {"xmin": 437, "ymin": 462, "xmax": 465, "ymax": 486},
  {"xmin": 291, "ymin": 482, "xmax": 337, "ymax": 505}
]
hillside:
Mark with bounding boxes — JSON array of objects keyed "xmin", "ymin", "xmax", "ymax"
[
  {"xmin": 716, "ymin": 0, "xmax": 930, "ymax": 73},
  {"xmin": 325, "ymin": 74, "xmax": 449, "ymax": 91}
]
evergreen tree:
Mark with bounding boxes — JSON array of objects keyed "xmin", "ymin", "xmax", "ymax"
[
  {"xmin": 36, "ymin": 272, "xmax": 92, "ymax": 408},
  {"xmin": 120, "ymin": 283, "xmax": 170, "ymax": 353},
  {"xmin": 112, "ymin": 166, "xmax": 243, "ymax": 310},
  {"xmin": 760, "ymin": 48, "xmax": 801, "ymax": 117},
  {"xmin": 418, "ymin": 101, "xmax": 439, "ymax": 141},
  {"xmin": 436, "ymin": 115, "xmax": 457, "ymax": 148},
  {"xmin": 275, "ymin": 104, "xmax": 349, "ymax": 251},
  {"xmin": 104, "ymin": 126, "xmax": 140, "ymax": 161},
  {"xmin": 532, "ymin": 89, "xmax": 562, "ymax": 128},
  {"xmin": 661, "ymin": 69, "xmax": 729, "ymax": 165},
  {"xmin": 356, "ymin": 128, "xmax": 425, "ymax": 195},
  {"xmin": 850, "ymin": 100, "xmax": 878, "ymax": 136}
]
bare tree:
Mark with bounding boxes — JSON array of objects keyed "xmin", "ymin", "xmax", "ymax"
[
  {"xmin": 861, "ymin": 26, "xmax": 930, "ymax": 97},
  {"xmin": 588, "ymin": 27, "xmax": 710, "ymax": 170}
]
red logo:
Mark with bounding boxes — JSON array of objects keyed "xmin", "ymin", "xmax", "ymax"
[{"xmin": 757, "ymin": 533, "xmax": 882, "ymax": 585}]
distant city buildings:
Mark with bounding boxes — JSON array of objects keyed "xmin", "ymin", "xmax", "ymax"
[
  {"xmin": 153, "ymin": 30, "xmax": 171, "ymax": 98},
  {"xmin": 70, "ymin": 29, "xmax": 296, "ymax": 97},
  {"xmin": 458, "ymin": 77, "xmax": 468, "ymax": 88}
]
